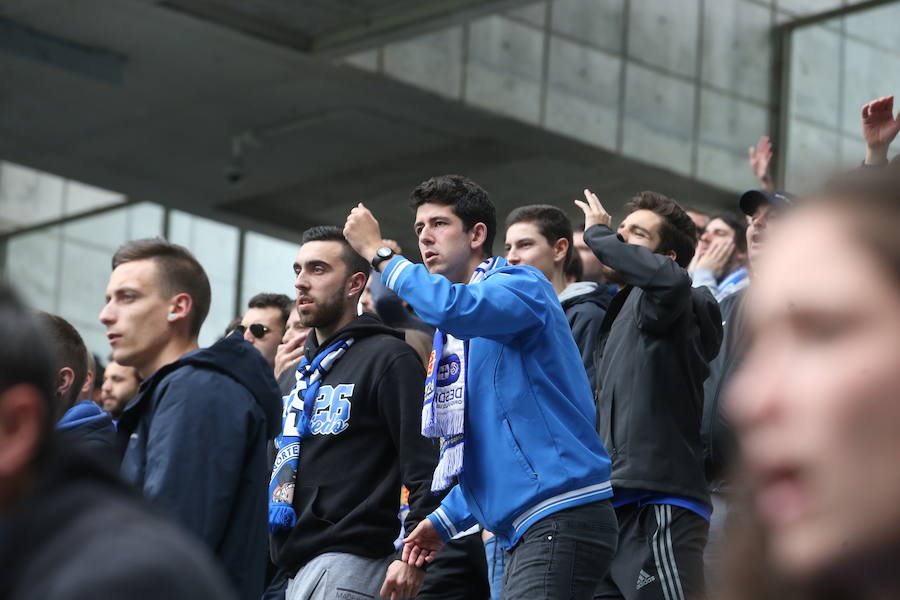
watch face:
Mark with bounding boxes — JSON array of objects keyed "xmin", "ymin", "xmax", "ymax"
[{"xmin": 377, "ymin": 247, "xmax": 393, "ymax": 258}]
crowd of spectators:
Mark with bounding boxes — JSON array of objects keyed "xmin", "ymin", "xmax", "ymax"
[{"xmin": 0, "ymin": 95, "xmax": 898, "ymax": 600}]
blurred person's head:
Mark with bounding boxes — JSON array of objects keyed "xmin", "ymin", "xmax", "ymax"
[
  {"xmin": 239, "ymin": 293, "xmax": 292, "ymax": 367},
  {"xmin": 281, "ymin": 306, "xmax": 310, "ymax": 349},
  {"xmin": 360, "ymin": 277, "xmax": 376, "ymax": 314},
  {"xmin": 223, "ymin": 317, "xmax": 242, "ymax": 338},
  {"xmin": 409, "ymin": 175, "xmax": 496, "ymax": 284},
  {"xmin": 88, "ymin": 354, "xmax": 104, "ymax": 406},
  {"xmin": 99, "ymin": 238, "xmax": 211, "ymax": 379},
  {"xmin": 685, "ymin": 208, "xmax": 710, "ymax": 235},
  {"xmin": 100, "ymin": 360, "xmax": 141, "ymax": 420},
  {"xmin": 696, "ymin": 212, "xmax": 749, "ymax": 274},
  {"xmin": 573, "ymin": 225, "xmax": 606, "ymax": 283},
  {"xmin": 504, "ymin": 205, "xmax": 573, "ymax": 293},
  {"xmin": 35, "ymin": 313, "xmax": 88, "ymax": 420},
  {"xmin": 294, "ymin": 226, "xmax": 368, "ymax": 343},
  {"xmin": 740, "ymin": 191, "xmax": 793, "ymax": 268},
  {"xmin": 0, "ymin": 285, "xmax": 56, "ymax": 514},
  {"xmin": 564, "ymin": 249, "xmax": 584, "ymax": 284},
  {"xmin": 726, "ymin": 168, "xmax": 900, "ymax": 598}
]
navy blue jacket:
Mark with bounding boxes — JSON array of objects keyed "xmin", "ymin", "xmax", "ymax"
[
  {"xmin": 57, "ymin": 400, "xmax": 116, "ymax": 451},
  {"xmin": 117, "ymin": 332, "xmax": 281, "ymax": 600}
]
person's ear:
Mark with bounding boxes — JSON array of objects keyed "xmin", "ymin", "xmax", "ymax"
[
  {"xmin": 167, "ymin": 293, "xmax": 194, "ymax": 325},
  {"xmin": 55, "ymin": 367, "xmax": 75, "ymax": 401},
  {"xmin": 0, "ymin": 385, "xmax": 47, "ymax": 480},
  {"xmin": 553, "ymin": 238, "xmax": 570, "ymax": 265},
  {"xmin": 346, "ymin": 272, "xmax": 367, "ymax": 298},
  {"xmin": 663, "ymin": 249, "xmax": 678, "ymax": 263},
  {"xmin": 469, "ymin": 223, "xmax": 488, "ymax": 252}
]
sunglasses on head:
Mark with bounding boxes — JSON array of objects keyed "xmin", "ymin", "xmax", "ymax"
[{"xmin": 236, "ymin": 323, "xmax": 272, "ymax": 339}]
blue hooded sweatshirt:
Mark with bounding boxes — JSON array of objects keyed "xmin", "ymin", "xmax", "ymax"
[
  {"xmin": 57, "ymin": 400, "xmax": 116, "ymax": 451},
  {"xmin": 117, "ymin": 332, "xmax": 282, "ymax": 600},
  {"xmin": 381, "ymin": 256, "xmax": 613, "ymax": 550}
]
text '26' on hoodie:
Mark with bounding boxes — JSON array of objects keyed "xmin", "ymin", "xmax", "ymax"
[
  {"xmin": 381, "ymin": 255, "xmax": 613, "ymax": 550},
  {"xmin": 270, "ymin": 313, "xmax": 442, "ymax": 575},
  {"xmin": 117, "ymin": 331, "xmax": 282, "ymax": 600}
]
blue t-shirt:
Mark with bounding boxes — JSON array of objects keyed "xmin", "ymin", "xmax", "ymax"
[{"xmin": 612, "ymin": 488, "xmax": 712, "ymax": 521}]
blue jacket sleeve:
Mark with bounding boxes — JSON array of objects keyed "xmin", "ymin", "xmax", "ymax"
[
  {"xmin": 582, "ymin": 225, "xmax": 692, "ymax": 333},
  {"xmin": 381, "ymin": 256, "xmax": 550, "ymax": 341},
  {"xmin": 142, "ymin": 371, "xmax": 253, "ymax": 547},
  {"xmin": 427, "ymin": 484, "xmax": 478, "ymax": 542}
]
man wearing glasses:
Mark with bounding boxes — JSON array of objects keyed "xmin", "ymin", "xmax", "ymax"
[{"xmin": 238, "ymin": 293, "xmax": 292, "ymax": 369}]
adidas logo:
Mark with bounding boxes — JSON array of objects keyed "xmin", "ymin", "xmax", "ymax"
[{"xmin": 636, "ymin": 569, "xmax": 656, "ymax": 590}]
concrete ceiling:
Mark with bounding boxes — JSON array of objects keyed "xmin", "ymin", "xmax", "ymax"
[{"xmin": 0, "ymin": 0, "xmax": 734, "ymax": 254}]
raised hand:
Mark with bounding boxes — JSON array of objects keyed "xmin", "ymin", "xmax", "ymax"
[
  {"xmin": 693, "ymin": 238, "xmax": 735, "ymax": 278},
  {"xmin": 402, "ymin": 518, "xmax": 444, "ymax": 568},
  {"xmin": 748, "ymin": 136, "xmax": 774, "ymax": 193},
  {"xmin": 343, "ymin": 203, "xmax": 383, "ymax": 264},
  {"xmin": 861, "ymin": 95, "xmax": 900, "ymax": 165},
  {"xmin": 273, "ymin": 327, "xmax": 308, "ymax": 379},
  {"xmin": 574, "ymin": 189, "xmax": 612, "ymax": 231}
]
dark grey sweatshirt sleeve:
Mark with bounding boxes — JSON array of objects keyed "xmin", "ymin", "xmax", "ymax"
[{"xmin": 583, "ymin": 224, "xmax": 692, "ymax": 333}]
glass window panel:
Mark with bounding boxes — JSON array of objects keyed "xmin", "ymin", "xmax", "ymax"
[
  {"xmin": 241, "ymin": 231, "xmax": 298, "ymax": 308},
  {"xmin": 4, "ymin": 225, "xmax": 62, "ymax": 314}
]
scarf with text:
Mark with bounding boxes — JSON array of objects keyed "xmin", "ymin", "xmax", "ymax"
[
  {"xmin": 268, "ymin": 337, "xmax": 354, "ymax": 532},
  {"xmin": 422, "ymin": 256, "xmax": 501, "ymax": 491}
]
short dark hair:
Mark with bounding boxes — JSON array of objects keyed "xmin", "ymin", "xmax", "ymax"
[
  {"xmin": 623, "ymin": 191, "xmax": 698, "ymax": 268},
  {"xmin": 300, "ymin": 226, "xmax": 370, "ymax": 286},
  {"xmin": 408, "ymin": 175, "xmax": 497, "ymax": 255},
  {"xmin": 35, "ymin": 312, "xmax": 88, "ymax": 414},
  {"xmin": 707, "ymin": 212, "xmax": 749, "ymax": 255},
  {"xmin": 0, "ymin": 285, "xmax": 57, "ymax": 452},
  {"xmin": 112, "ymin": 238, "xmax": 211, "ymax": 338},
  {"xmin": 247, "ymin": 293, "xmax": 293, "ymax": 326},
  {"xmin": 564, "ymin": 248, "xmax": 584, "ymax": 282},
  {"xmin": 505, "ymin": 204, "xmax": 574, "ymax": 267}
]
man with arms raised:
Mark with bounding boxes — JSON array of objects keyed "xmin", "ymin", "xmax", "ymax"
[
  {"xmin": 99, "ymin": 238, "xmax": 281, "ymax": 600},
  {"xmin": 269, "ymin": 226, "xmax": 439, "ymax": 600},
  {"xmin": 577, "ymin": 190, "xmax": 722, "ymax": 600},
  {"xmin": 344, "ymin": 174, "xmax": 616, "ymax": 600}
]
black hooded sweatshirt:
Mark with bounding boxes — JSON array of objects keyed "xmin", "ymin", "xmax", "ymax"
[
  {"xmin": 585, "ymin": 225, "xmax": 723, "ymax": 506},
  {"xmin": 271, "ymin": 313, "xmax": 441, "ymax": 575},
  {"xmin": 117, "ymin": 331, "xmax": 282, "ymax": 600}
]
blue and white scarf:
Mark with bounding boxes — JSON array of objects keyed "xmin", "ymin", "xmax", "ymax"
[
  {"xmin": 268, "ymin": 337, "xmax": 354, "ymax": 532},
  {"xmin": 423, "ymin": 257, "xmax": 501, "ymax": 492}
]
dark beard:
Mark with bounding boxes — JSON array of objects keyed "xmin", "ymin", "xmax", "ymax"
[{"xmin": 298, "ymin": 288, "xmax": 346, "ymax": 331}]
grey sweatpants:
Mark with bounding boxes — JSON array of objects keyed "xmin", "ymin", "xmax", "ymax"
[{"xmin": 286, "ymin": 552, "xmax": 393, "ymax": 600}]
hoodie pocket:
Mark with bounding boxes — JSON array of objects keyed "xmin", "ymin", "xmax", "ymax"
[{"xmin": 501, "ymin": 418, "xmax": 538, "ymax": 480}]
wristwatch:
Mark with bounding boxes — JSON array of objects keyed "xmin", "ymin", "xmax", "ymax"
[{"xmin": 371, "ymin": 246, "xmax": 396, "ymax": 270}]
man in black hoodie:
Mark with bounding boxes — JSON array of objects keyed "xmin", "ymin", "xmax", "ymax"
[
  {"xmin": 100, "ymin": 238, "xmax": 282, "ymax": 600},
  {"xmin": 270, "ymin": 226, "xmax": 439, "ymax": 600},
  {"xmin": 576, "ymin": 190, "xmax": 722, "ymax": 600}
]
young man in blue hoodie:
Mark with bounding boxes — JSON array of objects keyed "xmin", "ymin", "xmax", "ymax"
[
  {"xmin": 344, "ymin": 174, "xmax": 617, "ymax": 600},
  {"xmin": 100, "ymin": 238, "xmax": 282, "ymax": 600}
]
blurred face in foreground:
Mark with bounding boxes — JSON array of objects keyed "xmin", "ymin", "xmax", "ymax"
[{"xmin": 729, "ymin": 205, "xmax": 900, "ymax": 578}]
